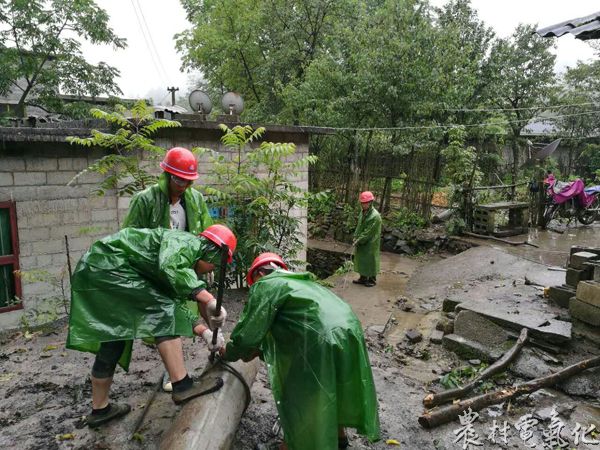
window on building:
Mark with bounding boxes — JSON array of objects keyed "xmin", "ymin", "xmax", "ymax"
[{"xmin": 0, "ymin": 201, "xmax": 22, "ymax": 312}]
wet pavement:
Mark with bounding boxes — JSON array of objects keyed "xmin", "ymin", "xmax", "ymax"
[{"xmin": 462, "ymin": 223, "xmax": 600, "ymax": 267}]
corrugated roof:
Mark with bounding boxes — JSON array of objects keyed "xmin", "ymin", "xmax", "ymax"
[{"xmin": 536, "ymin": 11, "xmax": 600, "ymax": 40}]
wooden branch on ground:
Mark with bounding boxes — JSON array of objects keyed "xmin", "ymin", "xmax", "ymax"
[
  {"xmin": 423, "ymin": 328, "xmax": 528, "ymax": 408},
  {"xmin": 463, "ymin": 232, "xmax": 540, "ymax": 248},
  {"xmin": 418, "ymin": 355, "xmax": 600, "ymax": 429}
]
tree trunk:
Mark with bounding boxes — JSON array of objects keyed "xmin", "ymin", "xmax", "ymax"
[
  {"xmin": 418, "ymin": 355, "xmax": 600, "ymax": 429},
  {"xmin": 423, "ymin": 329, "xmax": 528, "ymax": 408}
]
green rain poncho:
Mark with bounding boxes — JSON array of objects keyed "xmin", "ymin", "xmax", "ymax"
[
  {"xmin": 353, "ymin": 205, "xmax": 382, "ymax": 277},
  {"xmin": 224, "ymin": 271, "xmax": 380, "ymax": 450},
  {"xmin": 122, "ymin": 172, "xmax": 213, "ymax": 234},
  {"xmin": 66, "ymin": 228, "xmax": 218, "ymax": 371}
]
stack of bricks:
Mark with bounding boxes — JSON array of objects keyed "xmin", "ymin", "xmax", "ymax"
[
  {"xmin": 570, "ymin": 281, "xmax": 600, "ymax": 326},
  {"xmin": 548, "ymin": 246, "xmax": 600, "ymax": 308}
]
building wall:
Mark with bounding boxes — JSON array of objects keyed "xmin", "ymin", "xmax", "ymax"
[{"xmin": 0, "ymin": 124, "xmax": 310, "ymax": 330}]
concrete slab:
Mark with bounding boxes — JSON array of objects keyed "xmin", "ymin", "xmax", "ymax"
[
  {"xmin": 570, "ymin": 297, "xmax": 600, "ymax": 327},
  {"xmin": 442, "ymin": 333, "xmax": 503, "ymax": 362},
  {"xmin": 455, "ymin": 300, "xmax": 572, "ymax": 344},
  {"xmin": 453, "ymin": 310, "xmax": 510, "ymax": 349},
  {"xmin": 407, "ymin": 247, "xmax": 563, "ymax": 301},
  {"xmin": 576, "ymin": 281, "xmax": 600, "ymax": 308},
  {"xmin": 570, "ymin": 251, "xmax": 600, "ymax": 270},
  {"xmin": 559, "ymin": 367, "xmax": 600, "ymax": 398},
  {"xmin": 548, "ymin": 285, "xmax": 576, "ymax": 308},
  {"xmin": 566, "ymin": 267, "xmax": 592, "ymax": 287}
]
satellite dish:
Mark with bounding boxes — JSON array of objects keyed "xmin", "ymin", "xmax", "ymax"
[
  {"xmin": 534, "ymin": 139, "xmax": 561, "ymax": 161},
  {"xmin": 188, "ymin": 90, "xmax": 212, "ymax": 114},
  {"xmin": 221, "ymin": 92, "xmax": 244, "ymax": 115}
]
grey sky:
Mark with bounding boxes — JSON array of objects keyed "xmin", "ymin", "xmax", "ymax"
[{"xmin": 84, "ymin": 0, "xmax": 598, "ymax": 102}]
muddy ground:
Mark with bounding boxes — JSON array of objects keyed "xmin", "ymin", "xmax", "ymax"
[{"xmin": 1, "ymin": 233, "xmax": 599, "ymax": 450}]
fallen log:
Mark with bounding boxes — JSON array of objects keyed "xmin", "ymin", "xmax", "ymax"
[
  {"xmin": 160, "ymin": 359, "xmax": 259, "ymax": 450},
  {"xmin": 463, "ymin": 232, "xmax": 539, "ymax": 248},
  {"xmin": 418, "ymin": 355, "xmax": 600, "ymax": 429},
  {"xmin": 423, "ymin": 328, "xmax": 528, "ymax": 408}
]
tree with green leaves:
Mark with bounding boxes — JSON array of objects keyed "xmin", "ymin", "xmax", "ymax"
[
  {"xmin": 0, "ymin": 0, "xmax": 126, "ymax": 117},
  {"xmin": 196, "ymin": 124, "xmax": 319, "ymax": 286},
  {"xmin": 176, "ymin": 0, "xmax": 355, "ymax": 122},
  {"xmin": 67, "ymin": 100, "xmax": 181, "ymax": 196},
  {"xmin": 554, "ymin": 60, "xmax": 600, "ymax": 175},
  {"xmin": 487, "ymin": 24, "xmax": 556, "ymax": 184}
]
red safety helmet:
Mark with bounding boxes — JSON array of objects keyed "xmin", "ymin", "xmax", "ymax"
[
  {"xmin": 246, "ymin": 252, "xmax": 288, "ymax": 286},
  {"xmin": 359, "ymin": 191, "xmax": 375, "ymax": 203},
  {"xmin": 160, "ymin": 147, "xmax": 199, "ymax": 181},
  {"xmin": 200, "ymin": 224, "xmax": 237, "ymax": 263}
]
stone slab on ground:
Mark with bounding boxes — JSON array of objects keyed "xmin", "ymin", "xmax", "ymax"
[
  {"xmin": 455, "ymin": 300, "xmax": 572, "ymax": 344},
  {"xmin": 566, "ymin": 267, "xmax": 591, "ymax": 287},
  {"xmin": 510, "ymin": 348, "xmax": 554, "ymax": 380},
  {"xmin": 407, "ymin": 246, "xmax": 564, "ymax": 301},
  {"xmin": 576, "ymin": 281, "xmax": 600, "ymax": 308},
  {"xmin": 442, "ymin": 333, "xmax": 503, "ymax": 362},
  {"xmin": 572, "ymin": 319, "xmax": 600, "ymax": 345},
  {"xmin": 548, "ymin": 285, "xmax": 576, "ymax": 308},
  {"xmin": 429, "ymin": 329, "xmax": 444, "ymax": 344},
  {"xmin": 559, "ymin": 367, "xmax": 600, "ymax": 398},
  {"xmin": 570, "ymin": 251, "xmax": 600, "ymax": 270},
  {"xmin": 569, "ymin": 297, "xmax": 600, "ymax": 327},
  {"xmin": 453, "ymin": 310, "xmax": 510, "ymax": 349}
]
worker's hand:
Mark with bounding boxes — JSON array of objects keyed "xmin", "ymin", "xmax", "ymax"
[
  {"xmin": 201, "ymin": 328, "xmax": 225, "ymax": 352},
  {"xmin": 206, "ymin": 299, "xmax": 227, "ymax": 329}
]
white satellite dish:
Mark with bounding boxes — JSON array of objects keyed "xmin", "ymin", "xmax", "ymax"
[
  {"xmin": 188, "ymin": 90, "xmax": 212, "ymax": 114},
  {"xmin": 221, "ymin": 92, "xmax": 244, "ymax": 115}
]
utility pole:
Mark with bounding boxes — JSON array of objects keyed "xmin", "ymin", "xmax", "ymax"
[{"xmin": 167, "ymin": 86, "xmax": 179, "ymax": 106}]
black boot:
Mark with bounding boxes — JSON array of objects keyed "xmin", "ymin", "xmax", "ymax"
[
  {"xmin": 364, "ymin": 277, "xmax": 376, "ymax": 287},
  {"xmin": 352, "ymin": 276, "xmax": 367, "ymax": 285},
  {"xmin": 87, "ymin": 403, "xmax": 131, "ymax": 428}
]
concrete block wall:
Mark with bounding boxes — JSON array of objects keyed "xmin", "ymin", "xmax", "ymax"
[
  {"xmin": 0, "ymin": 125, "xmax": 311, "ymax": 330},
  {"xmin": 0, "ymin": 147, "xmax": 122, "ymax": 329},
  {"xmin": 155, "ymin": 132, "xmax": 310, "ymax": 264}
]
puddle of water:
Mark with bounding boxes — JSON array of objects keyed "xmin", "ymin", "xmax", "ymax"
[{"xmin": 497, "ymin": 224, "xmax": 600, "ymax": 267}]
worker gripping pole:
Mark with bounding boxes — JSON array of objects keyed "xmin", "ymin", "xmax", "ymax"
[{"xmin": 210, "ymin": 244, "xmax": 229, "ymax": 362}]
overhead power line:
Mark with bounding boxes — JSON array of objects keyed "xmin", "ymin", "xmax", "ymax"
[
  {"xmin": 130, "ymin": 0, "xmax": 169, "ymax": 85},
  {"xmin": 298, "ymin": 110, "xmax": 600, "ymax": 133},
  {"xmin": 444, "ymin": 101, "xmax": 597, "ymax": 112},
  {"xmin": 134, "ymin": 0, "xmax": 171, "ymax": 83}
]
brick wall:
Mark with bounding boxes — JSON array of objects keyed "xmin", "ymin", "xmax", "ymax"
[{"xmin": 0, "ymin": 124, "xmax": 310, "ymax": 330}]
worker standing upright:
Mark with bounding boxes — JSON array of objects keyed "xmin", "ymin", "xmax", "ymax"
[
  {"xmin": 352, "ymin": 191, "xmax": 382, "ymax": 287},
  {"xmin": 123, "ymin": 146, "xmax": 213, "ymax": 391},
  {"xmin": 123, "ymin": 146, "xmax": 213, "ymax": 235}
]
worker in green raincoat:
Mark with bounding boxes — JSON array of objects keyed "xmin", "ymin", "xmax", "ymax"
[
  {"xmin": 123, "ymin": 146, "xmax": 213, "ymax": 392},
  {"xmin": 122, "ymin": 146, "xmax": 213, "ymax": 234},
  {"xmin": 222, "ymin": 253, "xmax": 380, "ymax": 450},
  {"xmin": 353, "ymin": 191, "xmax": 382, "ymax": 287},
  {"xmin": 66, "ymin": 224, "xmax": 236, "ymax": 428}
]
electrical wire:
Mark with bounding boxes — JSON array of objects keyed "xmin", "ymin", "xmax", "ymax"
[
  {"xmin": 443, "ymin": 101, "xmax": 597, "ymax": 112},
  {"xmin": 296, "ymin": 110, "xmax": 600, "ymax": 133},
  {"xmin": 129, "ymin": 0, "xmax": 169, "ymax": 86},
  {"xmin": 134, "ymin": 0, "xmax": 171, "ymax": 84}
]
